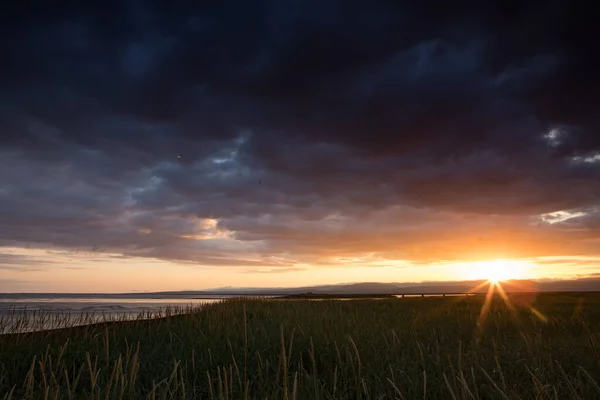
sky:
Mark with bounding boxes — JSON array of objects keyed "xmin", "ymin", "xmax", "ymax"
[{"xmin": 1, "ymin": 1, "xmax": 600, "ymax": 293}]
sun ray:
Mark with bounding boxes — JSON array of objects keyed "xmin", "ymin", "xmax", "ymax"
[
  {"xmin": 494, "ymin": 282, "xmax": 513, "ymax": 310},
  {"xmin": 441, "ymin": 259, "xmax": 547, "ymax": 333},
  {"xmin": 477, "ymin": 282, "xmax": 495, "ymax": 331},
  {"xmin": 473, "ymin": 278, "xmax": 548, "ymax": 335},
  {"xmin": 528, "ymin": 306, "xmax": 548, "ymax": 323},
  {"xmin": 494, "ymin": 281, "xmax": 522, "ymax": 323},
  {"xmin": 468, "ymin": 280, "xmax": 492, "ymax": 294}
]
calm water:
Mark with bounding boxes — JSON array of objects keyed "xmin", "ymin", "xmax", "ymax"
[
  {"xmin": 0, "ymin": 297, "xmax": 222, "ymax": 314},
  {"xmin": 0, "ymin": 295, "xmax": 230, "ymax": 334},
  {"xmin": 393, "ymin": 294, "xmax": 473, "ymax": 298}
]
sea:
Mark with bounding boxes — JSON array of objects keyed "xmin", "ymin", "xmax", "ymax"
[
  {"xmin": 0, "ymin": 294, "xmax": 242, "ymax": 334},
  {"xmin": 0, "ymin": 293, "xmax": 473, "ymax": 334}
]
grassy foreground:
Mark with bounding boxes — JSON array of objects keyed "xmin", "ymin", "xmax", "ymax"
[{"xmin": 1, "ymin": 293, "xmax": 600, "ymax": 399}]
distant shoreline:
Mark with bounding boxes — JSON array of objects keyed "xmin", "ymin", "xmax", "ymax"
[
  {"xmin": 3, "ymin": 289, "xmax": 600, "ymax": 300},
  {"xmin": 275, "ymin": 293, "xmax": 396, "ymax": 299}
]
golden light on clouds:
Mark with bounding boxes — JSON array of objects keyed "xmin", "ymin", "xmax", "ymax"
[
  {"xmin": 1, "ymin": 242, "xmax": 599, "ymax": 293},
  {"xmin": 179, "ymin": 218, "xmax": 233, "ymax": 240}
]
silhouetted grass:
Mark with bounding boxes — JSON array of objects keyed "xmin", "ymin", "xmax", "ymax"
[{"xmin": 1, "ymin": 293, "xmax": 600, "ymax": 399}]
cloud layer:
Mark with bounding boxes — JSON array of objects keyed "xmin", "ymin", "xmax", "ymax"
[{"xmin": 1, "ymin": 1, "xmax": 599, "ymax": 270}]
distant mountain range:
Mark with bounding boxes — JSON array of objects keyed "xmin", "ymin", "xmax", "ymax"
[
  {"xmin": 1, "ymin": 277, "xmax": 599, "ymax": 298},
  {"xmin": 153, "ymin": 277, "xmax": 600, "ymax": 296}
]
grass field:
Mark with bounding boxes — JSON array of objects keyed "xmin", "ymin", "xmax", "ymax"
[{"xmin": 1, "ymin": 292, "xmax": 600, "ymax": 399}]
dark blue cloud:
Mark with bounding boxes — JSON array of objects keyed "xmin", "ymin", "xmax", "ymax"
[{"xmin": 1, "ymin": 0, "xmax": 599, "ymax": 266}]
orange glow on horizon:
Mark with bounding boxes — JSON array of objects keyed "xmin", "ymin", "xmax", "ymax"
[
  {"xmin": 458, "ymin": 259, "xmax": 535, "ymax": 282},
  {"xmin": 1, "ymin": 244, "xmax": 598, "ymax": 293}
]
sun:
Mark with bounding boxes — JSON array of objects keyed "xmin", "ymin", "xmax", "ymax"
[
  {"xmin": 464, "ymin": 259, "xmax": 548, "ymax": 332},
  {"xmin": 462, "ymin": 259, "xmax": 532, "ymax": 283}
]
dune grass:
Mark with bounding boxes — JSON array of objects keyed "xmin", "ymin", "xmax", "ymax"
[
  {"xmin": 1, "ymin": 293, "xmax": 600, "ymax": 399},
  {"xmin": 0, "ymin": 304, "xmax": 202, "ymax": 336}
]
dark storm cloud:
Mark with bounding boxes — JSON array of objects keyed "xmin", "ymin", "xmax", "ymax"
[{"xmin": 1, "ymin": 0, "xmax": 599, "ymax": 268}]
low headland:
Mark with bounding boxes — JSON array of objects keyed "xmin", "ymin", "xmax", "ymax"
[{"xmin": 276, "ymin": 293, "xmax": 396, "ymax": 299}]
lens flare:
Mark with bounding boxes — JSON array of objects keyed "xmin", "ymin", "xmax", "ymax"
[{"xmin": 471, "ymin": 279, "xmax": 547, "ymax": 334}]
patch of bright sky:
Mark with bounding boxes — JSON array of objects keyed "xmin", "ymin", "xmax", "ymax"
[
  {"xmin": 529, "ymin": 255, "xmax": 600, "ymax": 273},
  {"xmin": 534, "ymin": 255, "xmax": 600, "ymax": 262},
  {"xmin": 235, "ymin": 263, "xmax": 463, "ymax": 288},
  {"xmin": 540, "ymin": 210, "xmax": 586, "ymax": 224},
  {"xmin": 179, "ymin": 218, "xmax": 235, "ymax": 240},
  {"xmin": 2, "ymin": 246, "xmax": 599, "ymax": 293},
  {"xmin": 543, "ymin": 128, "xmax": 563, "ymax": 147},
  {"xmin": 572, "ymin": 153, "xmax": 600, "ymax": 164},
  {"xmin": 328, "ymin": 254, "xmax": 411, "ymax": 268},
  {"xmin": 434, "ymin": 257, "xmax": 597, "ymax": 281},
  {"xmin": 210, "ymin": 132, "xmax": 248, "ymax": 164}
]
